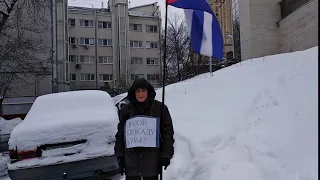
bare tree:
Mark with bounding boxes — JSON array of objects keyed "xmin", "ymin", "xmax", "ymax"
[
  {"xmin": 116, "ymin": 60, "xmax": 135, "ymax": 93},
  {"xmin": 118, "ymin": 73, "xmax": 132, "ymax": 93},
  {"xmin": 161, "ymin": 13, "xmax": 190, "ymax": 85},
  {"xmin": 0, "ymin": 0, "xmax": 52, "ymax": 115}
]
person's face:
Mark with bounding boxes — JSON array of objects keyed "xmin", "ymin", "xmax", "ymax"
[{"xmin": 135, "ymin": 88, "xmax": 148, "ymax": 102}]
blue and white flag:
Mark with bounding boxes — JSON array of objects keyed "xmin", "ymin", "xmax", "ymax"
[{"xmin": 167, "ymin": 0, "xmax": 224, "ymax": 60}]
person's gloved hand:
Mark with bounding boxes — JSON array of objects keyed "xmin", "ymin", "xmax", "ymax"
[
  {"xmin": 160, "ymin": 157, "xmax": 171, "ymax": 170},
  {"xmin": 117, "ymin": 156, "xmax": 125, "ymax": 175}
]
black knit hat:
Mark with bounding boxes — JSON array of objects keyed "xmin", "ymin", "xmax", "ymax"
[{"xmin": 127, "ymin": 78, "xmax": 156, "ymax": 104}]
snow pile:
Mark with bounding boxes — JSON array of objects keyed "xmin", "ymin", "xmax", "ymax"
[
  {"xmin": 0, "ymin": 155, "xmax": 6, "ymax": 177},
  {"xmin": 148, "ymin": 47, "xmax": 317, "ymax": 180},
  {"xmin": 8, "ymin": 90, "xmax": 119, "ymax": 170},
  {"xmin": 0, "ymin": 118, "xmax": 22, "ymax": 135},
  {"xmin": 0, "ymin": 153, "xmax": 10, "ymax": 180}
]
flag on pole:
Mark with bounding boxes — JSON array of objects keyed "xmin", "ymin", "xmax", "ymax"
[{"xmin": 166, "ymin": 0, "xmax": 224, "ymax": 61}]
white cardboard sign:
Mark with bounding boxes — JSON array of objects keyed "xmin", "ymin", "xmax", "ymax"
[{"xmin": 125, "ymin": 116, "xmax": 160, "ymax": 149}]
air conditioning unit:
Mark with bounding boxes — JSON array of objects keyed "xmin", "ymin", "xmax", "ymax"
[
  {"xmin": 75, "ymin": 64, "xmax": 81, "ymax": 69},
  {"xmin": 72, "ymin": 44, "xmax": 77, "ymax": 48},
  {"xmin": 84, "ymin": 45, "xmax": 89, "ymax": 49}
]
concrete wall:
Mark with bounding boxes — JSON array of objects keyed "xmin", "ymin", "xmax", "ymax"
[
  {"xmin": 239, "ymin": 0, "xmax": 316, "ymax": 61},
  {"xmin": 248, "ymin": 0, "xmax": 281, "ymax": 59},
  {"xmin": 239, "ymin": 0, "xmax": 252, "ymax": 60},
  {"xmin": 240, "ymin": 0, "xmax": 281, "ymax": 60},
  {"xmin": 279, "ymin": 0, "xmax": 318, "ymax": 53}
]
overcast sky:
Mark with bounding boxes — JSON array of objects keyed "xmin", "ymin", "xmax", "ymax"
[{"xmin": 68, "ymin": 0, "xmax": 184, "ymax": 26}]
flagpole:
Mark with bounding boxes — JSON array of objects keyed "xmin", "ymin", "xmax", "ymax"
[
  {"xmin": 160, "ymin": 2, "xmax": 169, "ymax": 180},
  {"xmin": 209, "ymin": 57, "xmax": 213, "ymax": 76}
]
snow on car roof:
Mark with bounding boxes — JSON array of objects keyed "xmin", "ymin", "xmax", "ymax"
[{"xmin": 8, "ymin": 90, "xmax": 119, "ymax": 153}]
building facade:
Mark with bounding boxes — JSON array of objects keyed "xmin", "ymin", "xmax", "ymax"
[
  {"xmin": 67, "ymin": 1, "xmax": 161, "ymax": 92},
  {"xmin": 208, "ymin": 0, "xmax": 234, "ymax": 60},
  {"xmin": 232, "ymin": 0, "xmax": 318, "ymax": 61},
  {"xmin": 55, "ymin": 0, "xmax": 70, "ymax": 93}
]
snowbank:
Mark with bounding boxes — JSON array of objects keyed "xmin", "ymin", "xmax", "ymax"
[
  {"xmin": 0, "ymin": 118, "xmax": 22, "ymax": 135},
  {"xmin": 149, "ymin": 47, "xmax": 318, "ymax": 180},
  {"xmin": 0, "ymin": 153, "xmax": 10, "ymax": 179},
  {"xmin": 8, "ymin": 90, "xmax": 119, "ymax": 170}
]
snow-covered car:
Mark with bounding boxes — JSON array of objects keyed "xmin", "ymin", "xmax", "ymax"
[
  {"xmin": 7, "ymin": 90, "xmax": 120, "ymax": 180},
  {"xmin": 112, "ymin": 92, "xmax": 129, "ymax": 112}
]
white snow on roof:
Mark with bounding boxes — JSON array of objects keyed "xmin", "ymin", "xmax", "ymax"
[{"xmin": 7, "ymin": 90, "xmax": 119, "ymax": 170}]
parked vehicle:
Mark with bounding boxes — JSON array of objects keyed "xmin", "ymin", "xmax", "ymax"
[
  {"xmin": 112, "ymin": 93, "xmax": 129, "ymax": 112},
  {"xmin": 7, "ymin": 90, "xmax": 120, "ymax": 180}
]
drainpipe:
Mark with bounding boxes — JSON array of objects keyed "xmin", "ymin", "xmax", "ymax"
[{"xmin": 94, "ymin": 8, "xmax": 98, "ymax": 89}]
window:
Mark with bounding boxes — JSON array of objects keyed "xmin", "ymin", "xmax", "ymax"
[
  {"xmin": 98, "ymin": 39, "xmax": 112, "ymax": 46},
  {"xmin": 130, "ymin": 24, "xmax": 142, "ymax": 31},
  {"xmin": 70, "ymin": 74, "xmax": 76, "ymax": 81},
  {"xmin": 68, "ymin": 18, "xmax": 75, "ymax": 26},
  {"xmin": 146, "ymin": 25, "xmax": 158, "ymax": 33},
  {"xmin": 99, "ymin": 56, "xmax": 113, "ymax": 64},
  {"xmin": 146, "ymin": 58, "xmax": 159, "ymax": 65},
  {"xmin": 131, "ymin": 57, "xmax": 143, "ymax": 64},
  {"xmin": 147, "ymin": 74, "xmax": 160, "ymax": 81},
  {"xmin": 79, "ymin": 19, "xmax": 94, "ymax": 27},
  {"xmin": 79, "ymin": 55, "xmax": 95, "ymax": 63},
  {"xmin": 98, "ymin": 21, "xmax": 111, "ymax": 29},
  {"xmin": 79, "ymin": 38, "xmax": 94, "ymax": 45},
  {"xmin": 99, "ymin": 74, "xmax": 113, "ymax": 82},
  {"xmin": 69, "ymin": 37, "xmax": 76, "ymax": 44},
  {"xmin": 69, "ymin": 55, "xmax": 77, "ymax": 63},
  {"xmin": 131, "ymin": 74, "xmax": 144, "ymax": 81},
  {"xmin": 80, "ymin": 74, "xmax": 95, "ymax": 81},
  {"xmin": 130, "ymin": 41, "xmax": 143, "ymax": 48},
  {"xmin": 280, "ymin": 0, "xmax": 311, "ymax": 20},
  {"xmin": 146, "ymin": 41, "xmax": 158, "ymax": 49}
]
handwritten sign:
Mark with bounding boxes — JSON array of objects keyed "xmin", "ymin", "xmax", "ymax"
[{"xmin": 125, "ymin": 116, "xmax": 160, "ymax": 149}]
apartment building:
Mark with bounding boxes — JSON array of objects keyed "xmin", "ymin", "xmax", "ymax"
[
  {"xmin": 67, "ymin": 0, "xmax": 161, "ymax": 92},
  {"xmin": 232, "ymin": 0, "xmax": 318, "ymax": 61},
  {"xmin": 208, "ymin": 0, "xmax": 234, "ymax": 60}
]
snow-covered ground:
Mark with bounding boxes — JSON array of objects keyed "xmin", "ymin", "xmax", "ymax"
[
  {"xmin": 120, "ymin": 47, "xmax": 318, "ymax": 179},
  {"xmin": 159, "ymin": 47, "xmax": 318, "ymax": 180}
]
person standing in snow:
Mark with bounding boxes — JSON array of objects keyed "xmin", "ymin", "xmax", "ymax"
[{"xmin": 114, "ymin": 78, "xmax": 175, "ymax": 180}]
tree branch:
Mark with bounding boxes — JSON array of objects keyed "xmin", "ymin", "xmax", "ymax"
[{"xmin": 0, "ymin": 0, "xmax": 19, "ymax": 33}]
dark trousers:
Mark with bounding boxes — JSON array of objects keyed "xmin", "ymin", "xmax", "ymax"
[{"xmin": 126, "ymin": 176, "xmax": 158, "ymax": 180}]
